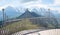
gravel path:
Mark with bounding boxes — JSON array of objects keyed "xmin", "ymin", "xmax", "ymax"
[
  {"xmin": 12, "ymin": 29, "xmax": 60, "ymax": 35},
  {"xmin": 27, "ymin": 29, "xmax": 60, "ymax": 35}
]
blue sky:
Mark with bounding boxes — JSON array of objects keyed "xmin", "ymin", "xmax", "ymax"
[
  {"xmin": 0, "ymin": 0, "xmax": 60, "ymax": 12},
  {"xmin": 42, "ymin": 0, "xmax": 54, "ymax": 4}
]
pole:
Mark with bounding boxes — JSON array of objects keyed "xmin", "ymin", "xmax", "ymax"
[{"xmin": 2, "ymin": 9, "xmax": 5, "ymax": 27}]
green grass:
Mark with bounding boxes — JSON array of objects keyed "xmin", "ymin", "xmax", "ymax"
[
  {"xmin": 1, "ymin": 18, "xmax": 57, "ymax": 35},
  {"xmin": 0, "ymin": 19, "xmax": 39, "ymax": 35}
]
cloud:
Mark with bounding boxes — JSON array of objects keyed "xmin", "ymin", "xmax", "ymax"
[
  {"xmin": 0, "ymin": 0, "xmax": 7, "ymax": 6},
  {"xmin": 20, "ymin": 0, "xmax": 37, "ymax": 3},
  {"xmin": 0, "ymin": 0, "xmax": 21, "ymax": 9},
  {"xmin": 22, "ymin": 1, "xmax": 48, "ymax": 8},
  {"xmin": 47, "ymin": 0, "xmax": 60, "ymax": 12},
  {"xmin": 0, "ymin": 0, "xmax": 60, "ymax": 12},
  {"xmin": 54, "ymin": 0, "xmax": 60, "ymax": 5},
  {"xmin": 41, "ymin": 0, "xmax": 54, "ymax": 4},
  {"xmin": 48, "ymin": 0, "xmax": 60, "ymax": 7}
]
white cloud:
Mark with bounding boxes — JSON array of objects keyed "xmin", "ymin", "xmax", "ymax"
[
  {"xmin": 54, "ymin": 0, "xmax": 60, "ymax": 5},
  {"xmin": 20, "ymin": 1, "xmax": 48, "ymax": 8},
  {"xmin": 0, "ymin": 5, "xmax": 8, "ymax": 10},
  {"xmin": 0, "ymin": 4, "xmax": 15, "ymax": 10},
  {"xmin": 0, "ymin": 0, "xmax": 60, "ymax": 13}
]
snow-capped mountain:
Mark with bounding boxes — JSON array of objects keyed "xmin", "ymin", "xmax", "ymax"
[
  {"xmin": 0, "ymin": 6, "xmax": 60, "ymax": 21},
  {"xmin": 31, "ymin": 8, "xmax": 60, "ymax": 18}
]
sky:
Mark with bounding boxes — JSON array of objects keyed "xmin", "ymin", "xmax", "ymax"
[{"xmin": 0, "ymin": 0, "xmax": 60, "ymax": 12}]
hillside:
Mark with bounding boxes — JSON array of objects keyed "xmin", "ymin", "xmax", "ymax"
[
  {"xmin": 0, "ymin": 18, "xmax": 59, "ymax": 35},
  {"xmin": 0, "ymin": 19, "xmax": 39, "ymax": 35}
]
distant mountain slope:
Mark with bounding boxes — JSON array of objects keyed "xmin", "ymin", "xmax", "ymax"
[
  {"xmin": 0, "ymin": 11, "xmax": 2, "ymax": 20},
  {"xmin": 4, "ymin": 6, "xmax": 21, "ymax": 18}
]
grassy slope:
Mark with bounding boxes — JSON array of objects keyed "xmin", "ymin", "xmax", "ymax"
[{"xmin": 0, "ymin": 19, "xmax": 39, "ymax": 35}]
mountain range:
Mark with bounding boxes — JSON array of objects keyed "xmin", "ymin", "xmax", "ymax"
[
  {"xmin": 0, "ymin": 6, "xmax": 60, "ymax": 22},
  {"xmin": 0, "ymin": 6, "xmax": 60, "ymax": 19},
  {"xmin": 0, "ymin": 6, "xmax": 60, "ymax": 28},
  {"xmin": 17, "ymin": 9, "xmax": 42, "ymax": 19}
]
